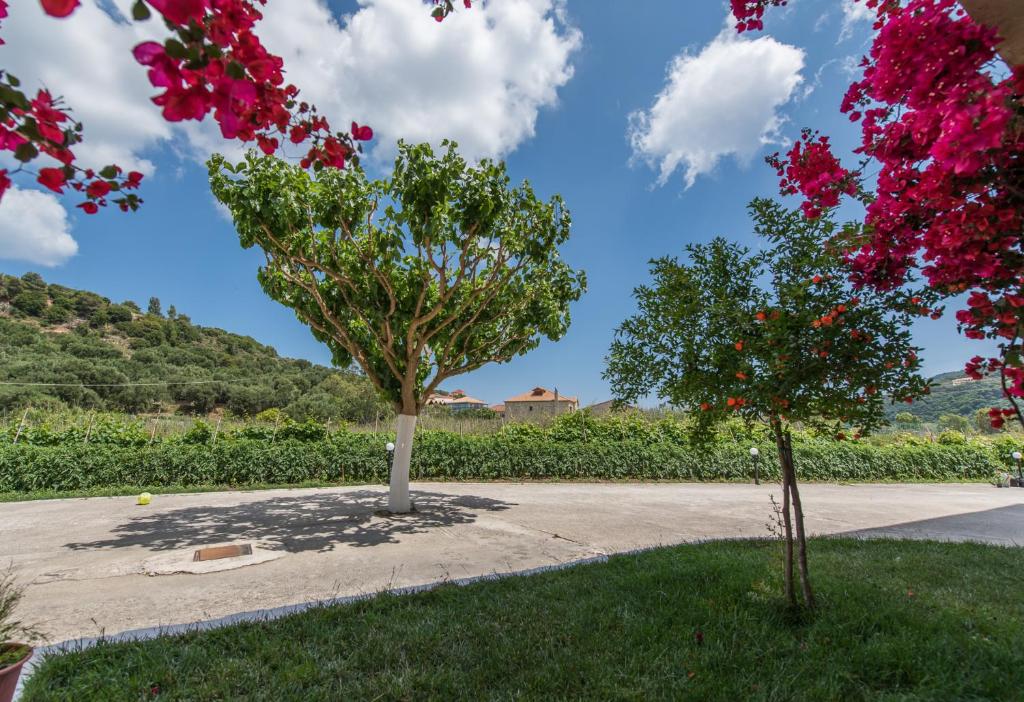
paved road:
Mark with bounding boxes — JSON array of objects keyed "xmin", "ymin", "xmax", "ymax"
[{"xmin": 2, "ymin": 482, "xmax": 1022, "ymax": 645}]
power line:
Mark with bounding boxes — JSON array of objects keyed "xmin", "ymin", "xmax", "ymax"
[{"xmin": 0, "ymin": 380, "xmax": 226, "ymax": 388}]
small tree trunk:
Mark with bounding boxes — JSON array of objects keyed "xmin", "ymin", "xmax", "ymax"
[
  {"xmin": 388, "ymin": 413, "xmax": 417, "ymax": 513},
  {"xmin": 12, "ymin": 408, "xmax": 29, "ymax": 445},
  {"xmin": 783, "ymin": 432, "xmax": 815, "ymax": 609},
  {"xmin": 960, "ymin": 0, "xmax": 1024, "ymax": 67},
  {"xmin": 773, "ymin": 422, "xmax": 796, "ymax": 608}
]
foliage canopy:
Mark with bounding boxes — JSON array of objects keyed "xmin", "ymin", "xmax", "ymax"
[
  {"xmin": 210, "ymin": 141, "xmax": 585, "ymax": 414},
  {"xmin": 607, "ymin": 199, "xmax": 929, "ymax": 441}
]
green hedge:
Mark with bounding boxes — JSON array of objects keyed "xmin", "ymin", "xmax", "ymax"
[{"xmin": 0, "ymin": 433, "xmax": 1007, "ymax": 492}]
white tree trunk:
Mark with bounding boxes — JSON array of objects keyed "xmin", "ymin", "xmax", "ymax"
[{"xmin": 388, "ymin": 414, "xmax": 417, "ymax": 513}]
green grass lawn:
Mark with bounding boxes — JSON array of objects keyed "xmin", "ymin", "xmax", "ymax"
[{"xmin": 22, "ymin": 539, "xmax": 1024, "ymax": 701}]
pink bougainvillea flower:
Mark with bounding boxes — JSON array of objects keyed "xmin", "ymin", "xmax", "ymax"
[
  {"xmin": 86, "ymin": 179, "xmax": 112, "ymax": 198},
  {"xmin": 0, "ymin": 125, "xmax": 26, "ymax": 151},
  {"xmin": 256, "ymin": 135, "xmax": 278, "ymax": 155},
  {"xmin": 132, "ymin": 42, "xmax": 165, "ymax": 65},
  {"xmin": 3, "ymin": 0, "xmax": 373, "ymax": 211},
  {"xmin": 147, "ymin": 0, "xmax": 209, "ymax": 25},
  {"xmin": 40, "ymin": 0, "xmax": 80, "ymax": 18},
  {"xmin": 350, "ymin": 122, "xmax": 373, "ymax": 141},
  {"xmin": 37, "ymin": 167, "xmax": 67, "ymax": 193}
]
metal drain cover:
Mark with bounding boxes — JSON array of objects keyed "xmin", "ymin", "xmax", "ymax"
[{"xmin": 193, "ymin": 544, "xmax": 252, "ymax": 562}]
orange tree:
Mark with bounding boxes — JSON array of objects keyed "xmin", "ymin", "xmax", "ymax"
[{"xmin": 605, "ymin": 198, "xmax": 929, "ymax": 608}]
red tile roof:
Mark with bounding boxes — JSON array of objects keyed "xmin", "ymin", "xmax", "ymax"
[{"xmin": 504, "ymin": 387, "xmax": 578, "ymax": 403}]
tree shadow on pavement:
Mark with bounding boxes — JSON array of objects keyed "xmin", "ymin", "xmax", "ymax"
[
  {"xmin": 839, "ymin": 504, "xmax": 1024, "ymax": 546},
  {"xmin": 63, "ymin": 490, "xmax": 516, "ymax": 554}
]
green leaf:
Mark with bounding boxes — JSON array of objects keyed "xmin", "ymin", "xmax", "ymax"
[
  {"xmin": 131, "ymin": 0, "xmax": 151, "ymax": 21},
  {"xmin": 164, "ymin": 39, "xmax": 188, "ymax": 60},
  {"xmin": 13, "ymin": 142, "xmax": 38, "ymax": 163},
  {"xmin": 225, "ymin": 62, "xmax": 246, "ymax": 80},
  {"xmin": 99, "ymin": 165, "xmax": 119, "ymax": 179},
  {"xmin": 17, "ymin": 118, "xmax": 40, "ymax": 141},
  {"xmin": 0, "ymin": 84, "xmax": 30, "ymax": 110}
]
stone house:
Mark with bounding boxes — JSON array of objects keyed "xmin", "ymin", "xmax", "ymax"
[{"xmin": 504, "ymin": 387, "xmax": 578, "ymax": 423}]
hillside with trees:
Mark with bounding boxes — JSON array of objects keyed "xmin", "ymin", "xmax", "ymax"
[
  {"xmin": 0, "ymin": 272, "xmax": 389, "ymax": 422},
  {"xmin": 886, "ymin": 371, "xmax": 1005, "ymax": 426}
]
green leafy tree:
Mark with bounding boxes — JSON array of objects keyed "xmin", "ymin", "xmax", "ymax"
[
  {"xmin": 19, "ymin": 272, "xmax": 45, "ymax": 291},
  {"xmin": 894, "ymin": 411, "xmax": 921, "ymax": 428},
  {"xmin": 43, "ymin": 305, "xmax": 72, "ymax": 325},
  {"xmin": 107, "ymin": 304, "xmax": 135, "ymax": 324},
  {"xmin": 147, "ymin": 297, "xmax": 163, "ymax": 317},
  {"xmin": 71, "ymin": 291, "xmax": 106, "ymax": 319},
  {"xmin": 975, "ymin": 407, "xmax": 1004, "ymax": 434},
  {"xmin": 606, "ymin": 199, "xmax": 927, "ymax": 608},
  {"xmin": 175, "ymin": 383, "xmax": 219, "ymax": 415},
  {"xmin": 317, "ymin": 372, "xmax": 391, "ymax": 423},
  {"xmin": 210, "ymin": 141, "xmax": 586, "ymax": 512},
  {"xmin": 225, "ymin": 384, "xmax": 277, "ymax": 417},
  {"xmin": 11, "ymin": 290, "xmax": 47, "ymax": 317},
  {"xmin": 88, "ymin": 308, "xmax": 110, "ymax": 329},
  {"xmin": 284, "ymin": 393, "xmax": 350, "ymax": 423},
  {"xmin": 937, "ymin": 413, "xmax": 972, "ymax": 433}
]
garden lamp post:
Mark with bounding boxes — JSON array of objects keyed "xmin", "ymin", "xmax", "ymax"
[
  {"xmin": 386, "ymin": 442, "xmax": 396, "ymax": 475},
  {"xmin": 1013, "ymin": 450, "xmax": 1022, "ymax": 485},
  {"xmin": 749, "ymin": 446, "xmax": 760, "ymax": 485}
]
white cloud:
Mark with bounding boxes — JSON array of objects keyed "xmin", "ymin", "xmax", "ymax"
[
  {"xmin": 628, "ymin": 25, "xmax": 805, "ymax": 189},
  {"xmin": 840, "ymin": 0, "xmax": 875, "ymax": 41},
  {"xmin": 840, "ymin": 54, "xmax": 864, "ymax": 79},
  {"xmin": 253, "ymin": 0, "xmax": 581, "ymax": 162},
  {"xmin": 0, "ymin": 188, "xmax": 78, "ymax": 266},
  {"xmin": 3, "ymin": 0, "xmax": 578, "ymax": 171},
  {"xmin": 2, "ymin": 1, "xmax": 169, "ymax": 175},
  {"xmin": 0, "ymin": 1, "xmax": 577, "ymax": 262}
]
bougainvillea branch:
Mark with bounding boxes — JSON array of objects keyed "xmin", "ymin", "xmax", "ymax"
[
  {"xmin": 736, "ymin": 0, "xmax": 1024, "ymax": 428},
  {"xmin": 729, "ymin": 0, "xmax": 788, "ymax": 33},
  {"xmin": 0, "ymin": 0, "xmax": 376, "ymax": 213},
  {"xmin": 430, "ymin": 0, "xmax": 472, "ymax": 23}
]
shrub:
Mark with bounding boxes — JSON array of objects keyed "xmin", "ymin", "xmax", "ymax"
[
  {"xmin": 0, "ymin": 435, "xmax": 1000, "ymax": 493},
  {"xmin": 11, "ymin": 290, "xmax": 48, "ymax": 317},
  {"xmin": 182, "ymin": 420, "xmax": 213, "ymax": 445},
  {"xmin": 937, "ymin": 430, "xmax": 967, "ymax": 445}
]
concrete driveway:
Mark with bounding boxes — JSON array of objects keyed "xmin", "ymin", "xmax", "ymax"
[{"xmin": 2, "ymin": 482, "xmax": 1023, "ymax": 645}]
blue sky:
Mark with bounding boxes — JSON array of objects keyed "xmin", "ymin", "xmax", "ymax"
[{"xmin": 0, "ymin": 0, "xmax": 998, "ymax": 407}]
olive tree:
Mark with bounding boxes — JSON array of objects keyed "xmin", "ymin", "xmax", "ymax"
[
  {"xmin": 210, "ymin": 141, "xmax": 585, "ymax": 512},
  {"xmin": 606, "ymin": 199, "xmax": 928, "ymax": 608}
]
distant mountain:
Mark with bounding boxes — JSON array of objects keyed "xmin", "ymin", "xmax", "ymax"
[
  {"xmin": 0, "ymin": 271, "xmax": 388, "ymax": 422},
  {"xmin": 887, "ymin": 370, "xmax": 1006, "ymax": 423}
]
